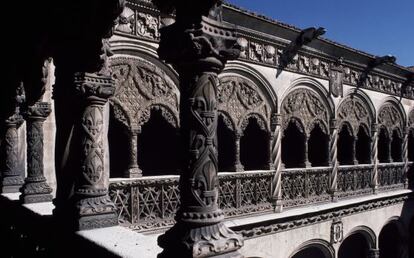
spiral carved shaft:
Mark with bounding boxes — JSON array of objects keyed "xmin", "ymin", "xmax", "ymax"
[
  {"xmin": 403, "ymin": 129, "xmax": 409, "ymax": 184},
  {"xmin": 271, "ymin": 124, "xmax": 283, "ymax": 202},
  {"xmin": 371, "ymin": 128, "xmax": 379, "ymax": 189},
  {"xmin": 329, "ymin": 127, "xmax": 338, "ymax": 193}
]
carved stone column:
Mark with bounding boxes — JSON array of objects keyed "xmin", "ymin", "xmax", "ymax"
[
  {"xmin": 1, "ymin": 115, "xmax": 24, "ymax": 193},
  {"xmin": 367, "ymin": 248, "xmax": 380, "ymax": 258},
  {"xmin": 329, "ymin": 119, "xmax": 339, "ymax": 201},
  {"xmin": 125, "ymin": 127, "xmax": 142, "ymax": 178},
  {"xmin": 154, "ymin": 2, "xmax": 244, "ymax": 257},
  {"xmin": 233, "ymin": 131, "xmax": 244, "ymax": 172},
  {"xmin": 352, "ymin": 135, "xmax": 359, "ymax": 165},
  {"xmin": 271, "ymin": 113, "xmax": 283, "ymax": 211},
  {"xmin": 304, "ymin": 135, "xmax": 311, "ymax": 168},
  {"xmin": 266, "ymin": 133, "xmax": 275, "ymax": 170},
  {"xmin": 386, "ymin": 134, "xmax": 393, "ymax": 163},
  {"xmin": 20, "ymin": 102, "xmax": 52, "ymax": 203},
  {"xmin": 371, "ymin": 123, "xmax": 379, "ymax": 193},
  {"xmin": 62, "ymin": 73, "xmax": 117, "ymax": 230},
  {"xmin": 403, "ymin": 126, "xmax": 409, "ymax": 187}
]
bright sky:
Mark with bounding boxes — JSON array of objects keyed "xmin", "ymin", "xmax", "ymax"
[{"xmin": 227, "ymin": 0, "xmax": 414, "ymax": 67}]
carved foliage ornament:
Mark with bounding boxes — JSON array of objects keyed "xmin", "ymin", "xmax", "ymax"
[
  {"xmin": 218, "ymin": 76, "xmax": 270, "ymax": 132},
  {"xmin": 282, "ymin": 88, "xmax": 329, "ymax": 136},
  {"xmin": 378, "ymin": 103, "xmax": 404, "ymax": 136},
  {"xmin": 111, "ymin": 57, "xmax": 179, "ymax": 129},
  {"xmin": 338, "ymin": 97, "xmax": 371, "ymax": 136}
]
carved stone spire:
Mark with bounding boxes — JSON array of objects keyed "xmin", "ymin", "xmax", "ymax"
[
  {"xmin": 20, "ymin": 102, "xmax": 53, "ymax": 203},
  {"xmin": 153, "ymin": 1, "xmax": 244, "ymax": 257}
]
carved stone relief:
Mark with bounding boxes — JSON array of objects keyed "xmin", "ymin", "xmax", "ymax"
[
  {"xmin": 115, "ymin": 7, "xmax": 135, "ymax": 34},
  {"xmin": 338, "ymin": 97, "xmax": 371, "ymax": 136},
  {"xmin": 281, "ymin": 88, "xmax": 329, "ymax": 136},
  {"xmin": 218, "ymin": 76, "xmax": 271, "ymax": 133},
  {"xmin": 409, "ymin": 109, "xmax": 414, "ymax": 128},
  {"xmin": 115, "ymin": 6, "xmax": 160, "ymax": 40},
  {"xmin": 378, "ymin": 103, "xmax": 404, "ymax": 136},
  {"xmin": 110, "ymin": 56, "xmax": 179, "ymax": 130}
]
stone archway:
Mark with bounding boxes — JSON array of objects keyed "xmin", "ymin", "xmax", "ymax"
[
  {"xmin": 281, "ymin": 87, "xmax": 332, "ymax": 168},
  {"xmin": 379, "ymin": 219, "xmax": 408, "ymax": 258},
  {"xmin": 290, "ymin": 240, "xmax": 334, "ymax": 258},
  {"xmin": 339, "ymin": 227, "xmax": 376, "ymax": 258}
]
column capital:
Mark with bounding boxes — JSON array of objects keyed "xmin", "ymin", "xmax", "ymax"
[
  {"xmin": 271, "ymin": 113, "xmax": 282, "ymax": 129},
  {"xmin": 330, "ymin": 118, "xmax": 338, "ymax": 130},
  {"xmin": 74, "ymin": 73, "xmax": 115, "ymax": 101},
  {"xmin": 25, "ymin": 102, "xmax": 52, "ymax": 121},
  {"xmin": 371, "ymin": 123, "xmax": 379, "ymax": 133}
]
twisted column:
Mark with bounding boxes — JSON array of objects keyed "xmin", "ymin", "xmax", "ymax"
[
  {"xmin": 125, "ymin": 127, "xmax": 142, "ymax": 178},
  {"xmin": 352, "ymin": 135, "xmax": 359, "ymax": 165},
  {"xmin": 20, "ymin": 102, "xmax": 53, "ymax": 203},
  {"xmin": 371, "ymin": 123, "xmax": 379, "ymax": 193},
  {"xmin": 403, "ymin": 126, "xmax": 409, "ymax": 187},
  {"xmin": 233, "ymin": 131, "xmax": 244, "ymax": 172},
  {"xmin": 1, "ymin": 115, "xmax": 24, "ymax": 193},
  {"xmin": 367, "ymin": 248, "xmax": 380, "ymax": 258},
  {"xmin": 270, "ymin": 113, "xmax": 283, "ymax": 212},
  {"xmin": 304, "ymin": 135, "xmax": 311, "ymax": 168},
  {"xmin": 329, "ymin": 119, "xmax": 339, "ymax": 201}
]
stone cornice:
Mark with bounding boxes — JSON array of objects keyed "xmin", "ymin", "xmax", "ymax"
[
  {"xmin": 231, "ymin": 191, "xmax": 411, "ymax": 239},
  {"xmin": 118, "ymin": 0, "xmax": 414, "ymax": 100}
]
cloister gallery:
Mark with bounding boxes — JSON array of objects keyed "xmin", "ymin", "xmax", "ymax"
[{"xmin": 0, "ymin": 0, "xmax": 413, "ymax": 257}]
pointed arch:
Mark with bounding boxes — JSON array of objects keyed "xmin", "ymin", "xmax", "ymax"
[
  {"xmin": 281, "ymin": 77, "xmax": 334, "ymax": 137},
  {"xmin": 377, "ymin": 97, "xmax": 406, "ymax": 137},
  {"xmin": 337, "ymin": 90, "xmax": 375, "ymax": 137}
]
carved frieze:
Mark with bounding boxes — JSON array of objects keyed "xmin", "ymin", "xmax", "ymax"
[
  {"xmin": 115, "ymin": 6, "xmax": 160, "ymax": 40},
  {"xmin": 337, "ymin": 97, "xmax": 371, "ymax": 136},
  {"xmin": 218, "ymin": 76, "xmax": 270, "ymax": 132},
  {"xmin": 378, "ymin": 103, "xmax": 404, "ymax": 136},
  {"xmin": 110, "ymin": 57, "xmax": 179, "ymax": 129},
  {"xmin": 281, "ymin": 88, "xmax": 329, "ymax": 136},
  {"xmin": 232, "ymin": 36, "xmax": 412, "ymax": 99}
]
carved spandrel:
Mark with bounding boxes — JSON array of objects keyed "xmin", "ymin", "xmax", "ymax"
[
  {"xmin": 281, "ymin": 88, "xmax": 329, "ymax": 136},
  {"xmin": 338, "ymin": 97, "xmax": 371, "ymax": 136},
  {"xmin": 111, "ymin": 57, "xmax": 179, "ymax": 129},
  {"xmin": 218, "ymin": 76, "xmax": 270, "ymax": 132},
  {"xmin": 378, "ymin": 103, "xmax": 404, "ymax": 136}
]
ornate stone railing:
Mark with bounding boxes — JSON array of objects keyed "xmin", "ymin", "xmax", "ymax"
[
  {"xmin": 109, "ymin": 163, "xmax": 408, "ymax": 232},
  {"xmin": 337, "ymin": 164, "xmax": 373, "ymax": 199},
  {"xmin": 281, "ymin": 167, "xmax": 331, "ymax": 209},
  {"xmin": 109, "ymin": 171, "xmax": 274, "ymax": 232},
  {"xmin": 378, "ymin": 162, "xmax": 405, "ymax": 191}
]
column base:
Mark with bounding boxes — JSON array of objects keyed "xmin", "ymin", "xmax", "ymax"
[
  {"xmin": 124, "ymin": 167, "xmax": 142, "ymax": 178},
  {"xmin": 20, "ymin": 193, "xmax": 53, "ymax": 203},
  {"xmin": 0, "ymin": 176, "xmax": 24, "ymax": 193},
  {"xmin": 273, "ymin": 198, "xmax": 283, "ymax": 213},
  {"xmin": 232, "ymin": 163, "xmax": 244, "ymax": 172},
  {"xmin": 20, "ymin": 179, "xmax": 53, "ymax": 203},
  {"xmin": 331, "ymin": 191, "xmax": 338, "ymax": 202},
  {"xmin": 158, "ymin": 222, "xmax": 244, "ymax": 258}
]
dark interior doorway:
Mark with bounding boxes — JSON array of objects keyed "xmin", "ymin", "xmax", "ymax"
[
  {"xmin": 391, "ymin": 129, "xmax": 403, "ymax": 162},
  {"xmin": 379, "ymin": 222, "xmax": 405, "ymax": 258},
  {"xmin": 378, "ymin": 127, "xmax": 390, "ymax": 163},
  {"xmin": 338, "ymin": 232, "xmax": 370, "ymax": 258},
  {"xmin": 240, "ymin": 117, "xmax": 268, "ymax": 170},
  {"xmin": 282, "ymin": 120, "xmax": 306, "ymax": 168},
  {"xmin": 138, "ymin": 108, "xmax": 180, "ymax": 176},
  {"xmin": 217, "ymin": 115, "xmax": 236, "ymax": 172},
  {"xmin": 108, "ymin": 110, "xmax": 129, "ymax": 178},
  {"xmin": 338, "ymin": 124, "xmax": 354, "ymax": 165},
  {"xmin": 409, "ymin": 130, "xmax": 414, "ymax": 162},
  {"xmin": 308, "ymin": 124, "xmax": 329, "ymax": 167},
  {"xmin": 291, "ymin": 246, "xmax": 330, "ymax": 258},
  {"xmin": 356, "ymin": 126, "xmax": 371, "ymax": 164}
]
